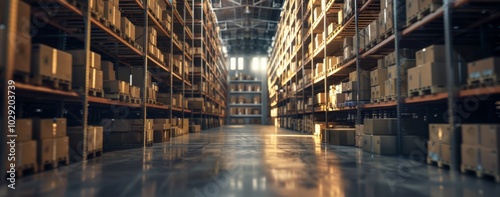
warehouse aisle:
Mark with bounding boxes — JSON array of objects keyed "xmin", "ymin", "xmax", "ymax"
[{"xmin": 3, "ymin": 125, "xmax": 500, "ymax": 197}]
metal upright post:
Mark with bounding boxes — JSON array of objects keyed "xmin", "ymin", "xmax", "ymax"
[
  {"xmin": 170, "ymin": 5, "xmax": 174, "ymax": 139},
  {"xmin": 191, "ymin": 0, "xmax": 195, "ymax": 123},
  {"xmin": 443, "ymin": 0, "xmax": 459, "ymax": 171},
  {"xmin": 301, "ymin": 1, "xmax": 305, "ymax": 132},
  {"xmin": 143, "ymin": 0, "xmax": 149, "ymax": 147},
  {"xmin": 1, "ymin": 0, "xmax": 18, "ymax": 182},
  {"xmin": 393, "ymin": 0, "xmax": 402, "ymax": 155},
  {"xmin": 82, "ymin": 0, "xmax": 92, "ymax": 160},
  {"xmin": 355, "ymin": 0, "xmax": 361, "ymax": 126},
  {"xmin": 182, "ymin": 1, "xmax": 186, "ymax": 130},
  {"xmin": 324, "ymin": 0, "xmax": 328, "ymax": 143}
]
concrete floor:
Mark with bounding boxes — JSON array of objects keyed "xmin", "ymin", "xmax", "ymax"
[{"xmin": 2, "ymin": 125, "xmax": 500, "ymax": 197}]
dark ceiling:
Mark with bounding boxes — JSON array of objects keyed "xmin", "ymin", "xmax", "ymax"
[{"xmin": 212, "ymin": 0, "xmax": 284, "ymax": 55}]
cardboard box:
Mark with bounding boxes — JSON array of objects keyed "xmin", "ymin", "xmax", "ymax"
[
  {"xmin": 462, "ymin": 124, "xmax": 480, "ymax": 145},
  {"xmin": 362, "ymin": 134, "xmax": 373, "ymax": 152},
  {"xmin": 369, "ymin": 20, "xmax": 379, "ymax": 43},
  {"xmin": 190, "ymin": 125, "xmax": 201, "ymax": 133},
  {"xmin": 33, "ymin": 118, "xmax": 65, "ymax": 139},
  {"xmin": 9, "ymin": 140, "xmax": 36, "ymax": 170},
  {"xmin": 416, "ymin": 45, "xmax": 447, "ymax": 65},
  {"xmin": 407, "ymin": 66, "xmax": 420, "ymax": 91},
  {"xmin": 441, "ymin": 143, "xmax": 451, "ymax": 163},
  {"xmin": 17, "ymin": 119, "xmax": 33, "ymax": 142},
  {"xmin": 349, "ymin": 70, "xmax": 370, "ymax": 82},
  {"xmin": 14, "ymin": 34, "xmax": 32, "ymax": 74},
  {"xmin": 420, "ymin": 62, "xmax": 447, "ymax": 89},
  {"xmin": 343, "ymin": 37, "xmax": 353, "ymax": 48},
  {"xmin": 364, "ymin": 119, "xmax": 396, "ymax": 135},
  {"xmin": 56, "ymin": 50, "xmax": 73, "ymax": 82},
  {"xmin": 461, "ymin": 144, "xmax": 480, "ymax": 168},
  {"xmin": 481, "ymin": 124, "xmax": 500, "ymax": 149},
  {"xmin": 72, "ymin": 67, "xmax": 103, "ymax": 90},
  {"xmin": 153, "ymin": 123, "xmax": 170, "ymax": 131},
  {"xmin": 467, "ymin": 57, "xmax": 500, "ymax": 81},
  {"xmin": 90, "ymin": 0, "xmax": 105, "ymax": 15},
  {"xmin": 429, "ymin": 124, "xmax": 450, "ymax": 144},
  {"xmin": 384, "ymin": 78, "xmax": 408, "ymax": 98},
  {"xmin": 372, "ymin": 135, "xmax": 397, "ymax": 155},
  {"xmin": 101, "ymin": 61, "xmax": 115, "ymax": 80},
  {"xmin": 67, "ymin": 50, "xmax": 101, "ymax": 69},
  {"xmin": 154, "ymin": 130, "xmax": 170, "ymax": 142},
  {"xmin": 480, "ymin": 147, "xmax": 499, "ymax": 174},
  {"xmin": 103, "ymin": 80, "xmax": 129, "ymax": 94},
  {"xmin": 406, "ymin": 0, "xmax": 419, "ymax": 22},
  {"xmin": 67, "ymin": 126, "xmax": 103, "ymax": 153},
  {"xmin": 327, "ymin": 128, "xmax": 355, "ymax": 146},
  {"xmin": 130, "ymin": 86, "xmax": 141, "ymax": 98},
  {"xmin": 343, "ymin": 46, "xmax": 353, "ymax": 59},
  {"xmin": 153, "ymin": 119, "xmax": 170, "ymax": 124},
  {"xmin": 371, "ymin": 67, "xmax": 388, "ymax": 87},
  {"xmin": 31, "ymin": 44, "xmax": 56, "ymax": 78},
  {"xmin": 104, "ymin": 1, "xmax": 117, "ymax": 27},
  {"xmin": 38, "ymin": 138, "xmax": 56, "ymax": 163},
  {"xmin": 427, "ymin": 140, "xmax": 441, "ymax": 161}
]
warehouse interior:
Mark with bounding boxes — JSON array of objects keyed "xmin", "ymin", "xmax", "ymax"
[{"xmin": 1, "ymin": 0, "xmax": 500, "ymax": 196}]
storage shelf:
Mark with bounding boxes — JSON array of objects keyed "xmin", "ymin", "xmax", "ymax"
[
  {"xmin": 229, "ymin": 80, "xmax": 262, "ymax": 83},
  {"xmin": 229, "ymin": 91, "xmax": 262, "ymax": 94},
  {"xmin": 229, "ymin": 103, "xmax": 262, "ymax": 107}
]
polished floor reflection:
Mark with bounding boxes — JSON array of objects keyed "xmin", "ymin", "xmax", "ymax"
[{"xmin": 2, "ymin": 125, "xmax": 500, "ymax": 197}]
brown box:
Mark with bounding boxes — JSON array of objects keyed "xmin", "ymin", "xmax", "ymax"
[
  {"xmin": 364, "ymin": 119, "xmax": 396, "ymax": 135},
  {"xmin": 154, "ymin": 130, "xmax": 170, "ymax": 143},
  {"xmin": 17, "ymin": 1, "xmax": 31, "ymax": 35},
  {"xmin": 480, "ymin": 147, "xmax": 500, "ymax": 174},
  {"xmin": 343, "ymin": 37, "xmax": 353, "ymax": 48},
  {"xmin": 468, "ymin": 57, "xmax": 500, "ymax": 81},
  {"xmin": 153, "ymin": 119, "xmax": 170, "ymax": 125},
  {"xmin": 130, "ymin": 86, "xmax": 141, "ymax": 98},
  {"xmin": 38, "ymin": 138, "xmax": 56, "ymax": 163},
  {"xmin": 14, "ymin": 34, "xmax": 32, "ymax": 74},
  {"xmin": 17, "ymin": 119, "xmax": 33, "ymax": 142},
  {"xmin": 370, "ymin": 68, "xmax": 388, "ymax": 87},
  {"xmin": 420, "ymin": 62, "xmax": 447, "ymax": 89},
  {"xmin": 462, "ymin": 124, "xmax": 480, "ymax": 145},
  {"xmin": 406, "ymin": 0, "xmax": 419, "ymax": 23},
  {"xmin": 56, "ymin": 50, "xmax": 73, "ymax": 82},
  {"xmin": 67, "ymin": 50, "xmax": 101, "ymax": 69},
  {"xmin": 461, "ymin": 144, "xmax": 480, "ymax": 168},
  {"xmin": 429, "ymin": 124, "xmax": 450, "ymax": 144},
  {"xmin": 407, "ymin": 66, "xmax": 420, "ymax": 91},
  {"xmin": 53, "ymin": 132, "xmax": 69, "ymax": 158},
  {"xmin": 101, "ymin": 61, "xmax": 115, "ymax": 80},
  {"xmin": 327, "ymin": 128, "xmax": 355, "ymax": 146},
  {"xmin": 103, "ymin": 80, "xmax": 129, "ymax": 94},
  {"xmin": 384, "ymin": 78, "xmax": 408, "ymax": 98},
  {"xmin": 316, "ymin": 93, "xmax": 327, "ymax": 104},
  {"xmin": 31, "ymin": 44, "xmax": 56, "ymax": 78},
  {"xmin": 441, "ymin": 143, "xmax": 451, "ymax": 163},
  {"xmin": 427, "ymin": 140, "xmax": 441, "ymax": 161},
  {"xmin": 481, "ymin": 124, "xmax": 500, "ymax": 149},
  {"xmin": 362, "ymin": 134, "xmax": 373, "ymax": 152},
  {"xmin": 33, "ymin": 118, "xmax": 67, "ymax": 139},
  {"xmin": 8, "ymin": 140, "xmax": 37, "ymax": 170},
  {"xmin": 67, "ymin": 126, "xmax": 103, "ymax": 153},
  {"xmin": 190, "ymin": 125, "xmax": 201, "ymax": 133},
  {"xmin": 153, "ymin": 123, "xmax": 170, "ymax": 131},
  {"xmin": 104, "ymin": 1, "xmax": 117, "ymax": 27},
  {"xmin": 369, "ymin": 20, "xmax": 379, "ymax": 43},
  {"xmin": 72, "ymin": 67, "xmax": 103, "ymax": 90},
  {"xmin": 372, "ymin": 135, "xmax": 397, "ymax": 155}
]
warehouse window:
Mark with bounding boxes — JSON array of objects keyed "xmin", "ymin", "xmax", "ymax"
[
  {"xmin": 238, "ymin": 57, "xmax": 244, "ymax": 70},
  {"xmin": 260, "ymin": 57, "xmax": 267, "ymax": 71},
  {"xmin": 251, "ymin": 57, "xmax": 259, "ymax": 71},
  {"xmin": 230, "ymin": 57, "xmax": 236, "ymax": 70}
]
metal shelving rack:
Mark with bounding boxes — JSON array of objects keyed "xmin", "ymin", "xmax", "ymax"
[
  {"xmin": 268, "ymin": 0, "xmax": 500, "ymax": 170},
  {"xmin": 228, "ymin": 78, "xmax": 264, "ymax": 124},
  {"xmin": 0, "ymin": 0, "xmax": 228, "ymax": 174}
]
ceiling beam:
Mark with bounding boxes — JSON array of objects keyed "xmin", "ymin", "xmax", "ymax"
[
  {"xmin": 220, "ymin": 27, "xmax": 273, "ymax": 31},
  {"xmin": 212, "ymin": 5, "xmax": 282, "ymax": 11},
  {"xmin": 222, "ymin": 37, "xmax": 273, "ymax": 41},
  {"xmin": 218, "ymin": 18, "xmax": 278, "ymax": 23}
]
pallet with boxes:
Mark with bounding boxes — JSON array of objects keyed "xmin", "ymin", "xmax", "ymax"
[
  {"xmin": 459, "ymin": 124, "xmax": 500, "ymax": 182},
  {"xmin": 406, "ymin": 0, "xmax": 443, "ymax": 27},
  {"xmin": 102, "ymin": 119, "xmax": 154, "ymax": 148},
  {"xmin": 33, "ymin": 118, "xmax": 70, "ymax": 171},
  {"xmin": 8, "ymin": 119, "xmax": 38, "ymax": 177},
  {"xmin": 362, "ymin": 118, "xmax": 426, "ymax": 155},
  {"xmin": 465, "ymin": 57, "xmax": 500, "ymax": 88},
  {"xmin": 152, "ymin": 119, "xmax": 171, "ymax": 143},
  {"xmin": 321, "ymin": 128, "xmax": 356, "ymax": 146},
  {"xmin": 68, "ymin": 50, "xmax": 104, "ymax": 97},
  {"xmin": 67, "ymin": 126, "xmax": 104, "ymax": 159},
  {"xmin": 427, "ymin": 124, "xmax": 452, "ymax": 167}
]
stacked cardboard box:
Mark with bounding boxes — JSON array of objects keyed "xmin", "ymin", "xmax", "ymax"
[
  {"xmin": 121, "ymin": 17, "xmax": 136, "ymax": 40},
  {"xmin": 153, "ymin": 119, "xmax": 170, "ymax": 143},
  {"xmin": 324, "ymin": 128, "xmax": 356, "ymax": 146},
  {"xmin": 32, "ymin": 44, "xmax": 73, "ymax": 84},
  {"xmin": 162, "ymin": 10, "xmax": 172, "ymax": 32},
  {"xmin": 33, "ymin": 118, "xmax": 68, "ymax": 167},
  {"xmin": 370, "ymin": 67, "xmax": 388, "ymax": 102},
  {"xmin": 343, "ymin": 37, "xmax": 353, "ymax": 60},
  {"xmin": 460, "ymin": 124, "xmax": 500, "ymax": 176},
  {"xmin": 378, "ymin": 0, "xmax": 393, "ymax": 37},
  {"xmin": 102, "ymin": 119, "xmax": 154, "ymax": 144},
  {"xmin": 343, "ymin": 70, "xmax": 370, "ymax": 102},
  {"xmin": 362, "ymin": 118, "xmax": 424, "ymax": 155},
  {"xmin": 68, "ymin": 50, "xmax": 103, "ymax": 91},
  {"xmin": 407, "ymin": 45, "xmax": 450, "ymax": 96},
  {"xmin": 14, "ymin": 1, "xmax": 32, "ymax": 75},
  {"xmin": 355, "ymin": 124, "xmax": 363, "ymax": 148},
  {"xmin": 90, "ymin": 0, "xmax": 105, "ymax": 16},
  {"xmin": 190, "ymin": 125, "xmax": 201, "ymax": 133},
  {"xmin": 428, "ymin": 124, "xmax": 451, "ymax": 164},
  {"xmin": 103, "ymin": 0, "xmax": 121, "ymax": 30},
  {"xmin": 8, "ymin": 119, "xmax": 37, "ymax": 173},
  {"xmin": 466, "ymin": 57, "xmax": 500, "ymax": 85},
  {"xmin": 406, "ymin": 0, "xmax": 419, "ymax": 26},
  {"xmin": 67, "ymin": 126, "xmax": 104, "ymax": 155}
]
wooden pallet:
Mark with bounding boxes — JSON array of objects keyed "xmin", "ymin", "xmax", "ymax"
[
  {"xmin": 417, "ymin": 85, "xmax": 447, "ymax": 96},
  {"xmin": 13, "ymin": 71, "xmax": 30, "ymax": 84},
  {"xmin": 31, "ymin": 75, "xmax": 72, "ymax": 91},
  {"xmin": 371, "ymin": 98, "xmax": 381, "ymax": 104},
  {"xmin": 408, "ymin": 89, "xmax": 420, "ymax": 97},
  {"xmin": 427, "ymin": 158, "xmax": 450, "ymax": 168},
  {"xmin": 366, "ymin": 40, "xmax": 378, "ymax": 49},
  {"xmin": 87, "ymin": 149, "xmax": 103, "ymax": 159},
  {"xmin": 406, "ymin": 14, "xmax": 418, "ymax": 27},
  {"xmin": 15, "ymin": 163, "xmax": 38, "ymax": 177},
  {"xmin": 147, "ymin": 99, "xmax": 157, "ymax": 104},
  {"xmin": 146, "ymin": 141, "xmax": 154, "ymax": 147},
  {"xmin": 379, "ymin": 28, "xmax": 394, "ymax": 41},
  {"xmin": 39, "ymin": 156, "xmax": 69, "ymax": 171},
  {"xmin": 383, "ymin": 96, "xmax": 397, "ymax": 102},
  {"xmin": 104, "ymin": 93, "xmax": 130, "ymax": 102},
  {"xmin": 89, "ymin": 88, "xmax": 104, "ymax": 97},
  {"xmin": 130, "ymin": 97, "xmax": 141, "ymax": 104},
  {"xmin": 418, "ymin": 3, "xmax": 441, "ymax": 20}
]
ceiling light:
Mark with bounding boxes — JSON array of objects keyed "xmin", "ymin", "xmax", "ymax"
[{"xmin": 244, "ymin": 6, "xmax": 251, "ymax": 14}]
